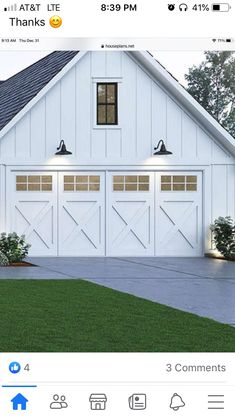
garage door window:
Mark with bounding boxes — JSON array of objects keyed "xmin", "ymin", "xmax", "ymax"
[
  {"xmin": 64, "ymin": 175, "xmax": 100, "ymax": 191},
  {"xmin": 113, "ymin": 175, "xmax": 149, "ymax": 191},
  {"xmin": 161, "ymin": 175, "xmax": 197, "ymax": 191},
  {"xmin": 16, "ymin": 175, "xmax": 52, "ymax": 191}
]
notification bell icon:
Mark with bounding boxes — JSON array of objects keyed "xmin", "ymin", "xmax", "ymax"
[{"xmin": 169, "ymin": 393, "xmax": 185, "ymax": 411}]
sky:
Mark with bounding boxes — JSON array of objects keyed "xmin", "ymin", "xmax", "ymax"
[{"xmin": 0, "ymin": 50, "xmax": 206, "ymax": 86}]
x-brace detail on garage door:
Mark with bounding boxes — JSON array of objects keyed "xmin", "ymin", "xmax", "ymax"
[
  {"xmin": 61, "ymin": 201, "xmax": 101, "ymax": 249},
  {"xmin": 15, "ymin": 201, "xmax": 54, "ymax": 249},
  {"xmin": 111, "ymin": 201, "xmax": 151, "ymax": 249},
  {"xmin": 159, "ymin": 201, "xmax": 199, "ymax": 249}
]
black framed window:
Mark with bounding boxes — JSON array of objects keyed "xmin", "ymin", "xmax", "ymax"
[{"xmin": 97, "ymin": 83, "xmax": 118, "ymax": 125}]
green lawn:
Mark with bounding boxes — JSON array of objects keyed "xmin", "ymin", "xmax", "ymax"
[{"xmin": 0, "ymin": 279, "xmax": 234, "ymax": 352}]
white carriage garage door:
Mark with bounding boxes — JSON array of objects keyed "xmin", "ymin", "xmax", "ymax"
[
  {"xmin": 8, "ymin": 171, "xmax": 105, "ymax": 256},
  {"xmin": 107, "ymin": 172, "xmax": 155, "ymax": 256},
  {"xmin": 107, "ymin": 171, "xmax": 202, "ymax": 257},
  {"xmin": 155, "ymin": 172, "xmax": 203, "ymax": 256},
  {"xmin": 8, "ymin": 172, "xmax": 58, "ymax": 256},
  {"xmin": 8, "ymin": 170, "xmax": 202, "ymax": 257},
  {"xmin": 58, "ymin": 172, "xmax": 105, "ymax": 256}
]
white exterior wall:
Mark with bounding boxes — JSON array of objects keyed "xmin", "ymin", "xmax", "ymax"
[
  {"xmin": 205, "ymin": 164, "xmax": 235, "ymax": 251},
  {"xmin": 211, "ymin": 165, "xmax": 235, "ymax": 220},
  {"xmin": 0, "ymin": 51, "xmax": 233, "ymax": 166},
  {"xmin": 0, "ymin": 51, "xmax": 234, "ymax": 254}
]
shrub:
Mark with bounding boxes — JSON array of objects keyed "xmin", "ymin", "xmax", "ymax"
[
  {"xmin": 210, "ymin": 216, "xmax": 235, "ymax": 258},
  {"xmin": 0, "ymin": 232, "xmax": 31, "ymax": 263},
  {"xmin": 0, "ymin": 251, "xmax": 9, "ymax": 266}
]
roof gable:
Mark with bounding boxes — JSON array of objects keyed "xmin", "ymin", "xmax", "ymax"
[
  {"xmin": 0, "ymin": 50, "xmax": 234, "ymax": 157},
  {"xmin": 130, "ymin": 51, "xmax": 234, "ymax": 156},
  {"xmin": 0, "ymin": 51, "xmax": 79, "ymax": 132}
]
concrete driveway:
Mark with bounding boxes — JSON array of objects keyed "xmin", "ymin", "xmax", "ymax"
[{"xmin": 0, "ymin": 256, "xmax": 235, "ymax": 325}]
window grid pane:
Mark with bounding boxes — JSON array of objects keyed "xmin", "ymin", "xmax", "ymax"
[
  {"xmin": 97, "ymin": 105, "xmax": 106, "ymax": 124},
  {"xmin": 139, "ymin": 183, "xmax": 149, "ymax": 191},
  {"xmin": 89, "ymin": 183, "xmax": 100, "ymax": 191},
  {"xmin": 173, "ymin": 183, "xmax": 185, "ymax": 191},
  {"xmin": 173, "ymin": 175, "xmax": 185, "ymax": 183},
  {"xmin": 16, "ymin": 175, "xmax": 52, "ymax": 192},
  {"xmin": 97, "ymin": 83, "xmax": 117, "ymax": 125},
  {"xmin": 113, "ymin": 176, "xmax": 124, "ymax": 183},
  {"xmin": 186, "ymin": 175, "xmax": 197, "ymax": 183},
  {"xmin": 186, "ymin": 183, "xmax": 197, "ymax": 191},
  {"xmin": 161, "ymin": 175, "xmax": 171, "ymax": 183},
  {"xmin": 125, "ymin": 183, "xmax": 138, "ymax": 191},
  {"xmin": 113, "ymin": 175, "xmax": 149, "ymax": 192},
  {"xmin": 28, "ymin": 175, "xmax": 40, "ymax": 183},
  {"xmin": 64, "ymin": 175, "xmax": 100, "ymax": 192},
  {"xmin": 76, "ymin": 184, "xmax": 88, "ymax": 191},
  {"xmin": 97, "ymin": 84, "xmax": 106, "ymax": 104},
  {"xmin": 161, "ymin": 183, "xmax": 171, "ymax": 191},
  {"xmin": 28, "ymin": 183, "xmax": 40, "ymax": 191},
  {"xmin": 76, "ymin": 176, "xmax": 88, "ymax": 183},
  {"xmin": 161, "ymin": 175, "xmax": 197, "ymax": 191},
  {"xmin": 107, "ymin": 84, "xmax": 116, "ymax": 103},
  {"xmin": 64, "ymin": 176, "xmax": 74, "ymax": 183},
  {"xmin": 64, "ymin": 184, "xmax": 75, "ymax": 191},
  {"xmin": 113, "ymin": 183, "xmax": 124, "ymax": 191},
  {"xmin": 106, "ymin": 105, "xmax": 116, "ymax": 124}
]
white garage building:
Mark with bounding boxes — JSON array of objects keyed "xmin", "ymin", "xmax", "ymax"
[{"xmin": 0, "ymin": 51, "xmax": 234, "ymax": 257}]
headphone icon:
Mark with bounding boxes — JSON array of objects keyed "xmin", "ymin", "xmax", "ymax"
[{"xmin": 179, "ymin": 3, "xmax": 188, "ymax": 10}]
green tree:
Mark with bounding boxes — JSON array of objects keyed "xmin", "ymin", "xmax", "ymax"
[{"xmin": 185, "ymin": 52, "xmax": 235, "ymax": 137}]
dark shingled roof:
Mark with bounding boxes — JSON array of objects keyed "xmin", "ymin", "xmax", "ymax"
[{"xmin": 0, "ymin": 51, "xmax": 79, "ymax": 132}]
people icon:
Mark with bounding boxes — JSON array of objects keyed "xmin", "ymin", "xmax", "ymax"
[
  {"xmin": 50, "ymin": 394, "xmax": 68, "ymax": 409},
  {"xmin": 50, "ymin": 394, "xmax": 61, "ymax": 409},
  {"xmin": 60, "ymin": 395, "xmax": 68, "ymax": 408}
]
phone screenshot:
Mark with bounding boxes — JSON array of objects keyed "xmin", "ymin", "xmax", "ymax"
[{"xmin": 0, "ymin": 0, "xmax": 234, "ymax": 416}]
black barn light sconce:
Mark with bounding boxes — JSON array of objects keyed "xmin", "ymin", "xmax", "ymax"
[
  {"xmin": 153, "ymin": 140, "xmax": 172, "ymax": 155},
  {"xmin": 55, "ymin": 140, "xmax": 72, "ymax": 155}
]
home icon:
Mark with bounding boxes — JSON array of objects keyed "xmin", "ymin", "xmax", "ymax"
[
  {"xmin": 89, "ymin": 393, "xmax": 107, "ymax": 410},
  {"xmin": 11, "ymin": 393, "xmax": 28, "ymax": 411}
]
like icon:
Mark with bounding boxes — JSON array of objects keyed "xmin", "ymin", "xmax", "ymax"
[{"xmin": 9, "ymin": 362, "xmax": 21, "ymax": 374}]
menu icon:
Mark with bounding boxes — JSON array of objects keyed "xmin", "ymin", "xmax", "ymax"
[{"xmin": 208, "ymin": 394, "xmax": 225, "ymax": 410}]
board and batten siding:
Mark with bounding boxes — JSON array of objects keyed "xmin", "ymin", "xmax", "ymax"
[
  {"xmin": 211, "ymin": 165, "xmax": 235, "ymax": 221},
  {"xmin": 0, "ymin": 51, "xmax": 233, "ymax": 166}
]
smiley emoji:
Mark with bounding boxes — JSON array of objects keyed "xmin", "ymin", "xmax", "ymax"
[{"xmin": 49, "ymin": 15, "xmax": 62, "ymax": 28}]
